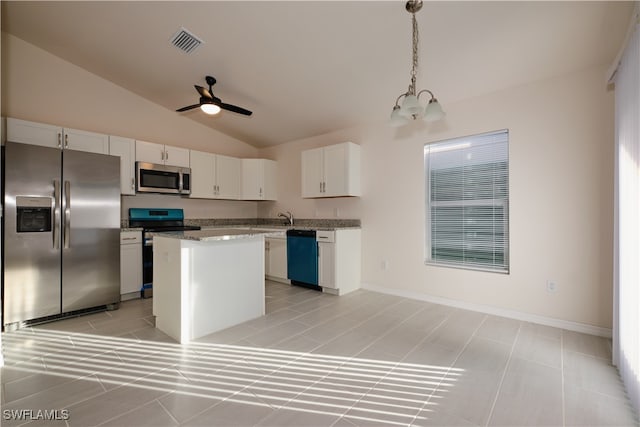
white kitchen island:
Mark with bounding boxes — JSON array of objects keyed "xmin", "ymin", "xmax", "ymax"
[{"xmin": 152, "ymin": 228, "xmax": 284, "ymax": 344}]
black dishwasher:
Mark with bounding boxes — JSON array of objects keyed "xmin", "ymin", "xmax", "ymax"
[{"xmin": 286, "ymin": 229, "xmax": 319, "ymax": 289}]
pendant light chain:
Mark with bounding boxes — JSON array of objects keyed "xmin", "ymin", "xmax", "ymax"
[{"xmin": 409, "ymin": 11, "xmax": 419, "ymax": 96}]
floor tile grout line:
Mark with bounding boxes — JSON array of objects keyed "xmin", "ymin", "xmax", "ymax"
[
  {"xmin": 245, "ymin": 292, "xmax": 410, "ymax": 353},
  {"xmin": 408, "ymin": 313, "xmax": 490, "ymax": 426},
  {"xmin": 484, "ymin": 322, "xmax": 522, "ymax": 427},
  {"xmin": 155, "ymin": 396, "xmax": 181, "ymax": 426},
  {"xmin": 230, "ymin": 293, "xmax": 416, "ymax": 425}
]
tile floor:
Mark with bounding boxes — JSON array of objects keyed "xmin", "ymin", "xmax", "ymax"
[{"xmin": 1, "ymin": 280, "xmax": 637, "ymax": 427}]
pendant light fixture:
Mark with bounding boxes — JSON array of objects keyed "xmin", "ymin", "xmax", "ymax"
[{"xmin": 390, "ymin": 0, "xmax": 446, "ymax": 127}]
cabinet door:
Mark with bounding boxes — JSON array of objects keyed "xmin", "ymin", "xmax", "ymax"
[
  {"xmin": 301, "ymin": 147, "xmax": 323, "ymax": 198},
  {"xmin": 109, "ymin": 136, "xmax": 136, "ymax": 195},
  {"xmin": 323, "ymin": 143, "xmax": 348, "ymax": 197},
  {"xmin": 241, "ymin": 159, "xmax": 262, "ymax": 200},
  {"xmin": 164, "ymin": 145, "xmax": 190, "ymax": 167},
  {"xmin": 262, "ymin": 159, "xmax": 278, "ymax": 201},
  {"xmin": 63, "ymin": 128, "xmax": 109, "ymax": 154},
  {"xmin": 267, "ymin": 237, "xmax": 288, "ymax": 280},
  {"xmin": 265, "ymin": 240, "xmax": 271, "ymax": 276},
  {"xmin": 318, "ymin": 241, "xmax": 336, "ymax": 288},
  {"xmin": 136, "ymin": 140, "xmax": 165, "ymax": 164},
  {"xmin": 6, "ymin": 118, "xmax": 62, "ymax": 149},
  {"xmin": 189, "ymin": 150, "xmax": 216, "ymax": 198},
  {"xmin": 121, "ymin": 242, "xmax": 142, "ymax": 295},
  {"xmin": 215, "ymin": 154, "xmax": 240, "ymax": 199}
]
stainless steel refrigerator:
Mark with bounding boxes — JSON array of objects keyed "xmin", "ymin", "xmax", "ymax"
[{"xmin": 3, "ymin": 141, "xmax": 120, "ymax": 327}]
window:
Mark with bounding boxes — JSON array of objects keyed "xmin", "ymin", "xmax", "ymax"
[{"xmin": 424, "ymin": 130, "xmax": 509, "ymax": 272}]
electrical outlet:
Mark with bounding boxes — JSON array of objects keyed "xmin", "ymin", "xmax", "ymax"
[
  {"xmin": 381, "ymin": 260, "xmax": 389, "ymax": 271},
  {"xmin": 546, "ymin": 280, "xmax": 557, "ymax": 293},
  {"xmin": 334, "ymin": 207, "xmax": 340, "ymax": 217}
]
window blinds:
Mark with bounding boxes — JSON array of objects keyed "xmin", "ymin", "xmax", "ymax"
[{"xmin": 424, "ymin": 130, "xmax": 509, "ymax": 272}]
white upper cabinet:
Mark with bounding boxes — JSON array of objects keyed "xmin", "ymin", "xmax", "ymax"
[
  {"xmin": 136, "ymin": 140, "xmax": 190, "ymax": 168},
  {"xmin": 189, "ymin": 150, "xmax": 240, "ymax": 200},
  {"xmin": 241, "ymin": 159, "xmax": 277, "ymax": 200},
  {"xmin": 109, "ymin": 136, "xmax": 136, "ymax": 195},
  {"xmin": 189, "ymin": 150, "xmax": 216, "ymax": 199},
  {"xmin": 63, "ymin": 128, "xmax": 110, "ymax": 154},
  {"xmin": 216, "ymin": 154, "xmax": 241, "ymax": 200},
  {"xmin": 301, "ymin": 142, "xmax": 360, "ymax": 198},
  {"xmin": 7, "ymin": 118, "xmax": 109, "ymax": 154}
]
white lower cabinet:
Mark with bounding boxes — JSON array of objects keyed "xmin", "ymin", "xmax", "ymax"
[
  {"xmin": 265, "ymin": 236, "xmax": 289, "ymax": 283},
  {"xmin": 317, "ymin": 229, "xmax": 361, "ymax": 295},
  {"xmin": 120, "ymin": 231, "xmax": 142, "ymax": 300}
]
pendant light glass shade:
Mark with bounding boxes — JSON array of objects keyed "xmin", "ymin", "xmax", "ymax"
[
  {"xmin": 423, "ymin": 99, "xmax": 445, "ymax": 122},
  {"xmin": 390, "ymin": 106, "xmax": 409, "ymax": 127},
  {"xmin": 200, "ymin": 103, "xmax": 221, "ymax": 115},
  {"xmin": 400, "ymin": 95, "xmax": 423, "ymax": 118}
]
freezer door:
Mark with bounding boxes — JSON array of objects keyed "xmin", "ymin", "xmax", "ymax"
[
  {"xmin": 3, "ymin": 142, "xmax": 62, "ymax": 324},
  {"xmin": 61, "ymin": 149, "xmax": 120, "ymax": 312}
]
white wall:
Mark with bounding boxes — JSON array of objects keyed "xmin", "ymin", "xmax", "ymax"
[
  {"xmin": 260, "ymin": 64, "xmax": 614, "ymax": 330},
  {"xmin": 1, "ymin": 33, "xmax": 259, "ymax": 220}
]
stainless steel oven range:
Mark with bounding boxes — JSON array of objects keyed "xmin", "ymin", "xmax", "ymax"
[{"xmin": 128, "ymin": 208, "xmax": 200, "ymax": 298}]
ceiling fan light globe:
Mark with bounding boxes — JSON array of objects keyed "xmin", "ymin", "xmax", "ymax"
[
  {"xmin": 423, "ymin": 99, "xmax": 445, "ymax": 122},
  {"xmin": 200, "ymin": 103, "xmax": 221, "ymax": 115},
  {"xmin": 399, "ymin": 95, "xmax": 423, "ymax": 118}
]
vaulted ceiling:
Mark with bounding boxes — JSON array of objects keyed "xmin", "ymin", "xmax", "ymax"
[{"xmin": 1, "ymin": 1, "xmax": 633, "ymax": 147}]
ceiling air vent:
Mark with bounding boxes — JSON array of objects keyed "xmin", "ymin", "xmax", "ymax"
[{"xmin": 170, "ymin": 27, "xmax": 203, "ymax": 54}]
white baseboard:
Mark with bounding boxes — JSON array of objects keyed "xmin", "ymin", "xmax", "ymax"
[{"xmin": 361, "ymin": 282, "xmax": 612, "ymax": 338}]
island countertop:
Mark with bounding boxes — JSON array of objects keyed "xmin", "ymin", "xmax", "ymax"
[{"xmin": 153, "ymin": 228, "xmax": 286, "ymax": 242}]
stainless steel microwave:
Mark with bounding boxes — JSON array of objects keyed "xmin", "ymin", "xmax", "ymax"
[{"xmin": 136, "ymin": 162, "xmax": 191, "ymax": 195}]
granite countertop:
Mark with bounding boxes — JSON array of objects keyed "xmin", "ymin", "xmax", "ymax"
[
  {"xmin": 199, "ymin": 224, "xmax": 360, "ymax": 231},
  {"xmin": 121, "ymin": 218, "xmax": 361, "ymax": 231},
  {"xmin": 153, "ymin": 228, "xmax": 286, "ymax": 242}
]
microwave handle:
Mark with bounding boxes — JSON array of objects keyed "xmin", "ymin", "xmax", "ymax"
[{"xmin": 179, "ymin": 171, "xmax": 184, "ymax": 193}]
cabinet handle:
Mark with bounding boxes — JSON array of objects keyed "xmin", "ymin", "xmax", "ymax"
[
  {"xmin": 57, "ymin": 133, "xmax": 62, "ymax": 148},
  {"xmin": 165, "ymin": 151, "xmax": 169, "ymax": 161},
  {"xmin": 122, "ymin": 237, "xmax": 137, "ymax": 241},
  {"xmin": 131, "ymin": 178, "xmax": 135, "ymax": 190},
  {"xmin": 319, "ymin": 182, "xmax": 322, "ymax": 192},
  {"xmin": 64, "ymin": 134, "xmax": 69, "ymax": 148},
  {"xmin": 318, "ymin": 236, "xmax": 329, "ymax": 239}
]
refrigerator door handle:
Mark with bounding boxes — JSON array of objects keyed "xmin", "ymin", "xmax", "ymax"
[
  {"xmin": 64, "ymin": 180, "xmax": 71, "ymax": 249},
  {"xmin": 53, "ymin": 180, "xmax": 61, "ymax": 249}
]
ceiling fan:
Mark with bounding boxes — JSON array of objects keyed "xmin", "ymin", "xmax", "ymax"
[{"xmin": 176, "ymin": 76, "xmax": 252, "ymax": 117}]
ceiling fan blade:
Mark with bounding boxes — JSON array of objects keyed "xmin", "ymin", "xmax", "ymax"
[
  {"xmin": 176, "ymin": 104, "xmax": 201, "ymax": 112},
  {"xmin": 195, "ymin": 85, "xmax": 213, "ymax": 99},
  {"xmin": 220, "ymin": 103, "xmax": 253, "ymax": 116}
]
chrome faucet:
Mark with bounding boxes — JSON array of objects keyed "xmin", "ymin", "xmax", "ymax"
[{"xmin": 278, "ymin": 211, "xmax": 294, "ymax": 226}]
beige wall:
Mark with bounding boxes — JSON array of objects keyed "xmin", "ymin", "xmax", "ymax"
[
  {"xmin": 2, "ymin": 33, "xmax": 259, "ymax": 219},
  {"xmin": 259, "ymin": 64, "xmax": 614, "ymax": 329}
]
